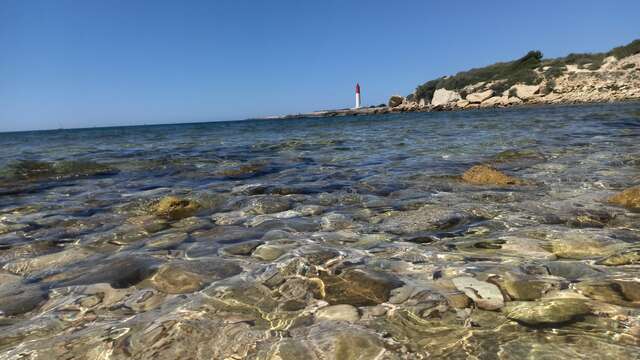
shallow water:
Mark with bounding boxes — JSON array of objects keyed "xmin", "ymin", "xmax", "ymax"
[{"xmin": 1, "ymin": 103, "xmax": 639, "ymax": 359}]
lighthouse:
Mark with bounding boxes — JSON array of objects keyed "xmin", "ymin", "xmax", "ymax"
[{"xmin": 355, "ymin": 83, "xmax": 362, "ymax": 109}]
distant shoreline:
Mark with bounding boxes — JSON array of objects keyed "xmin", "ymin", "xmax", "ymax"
[{"xmin": 265, "ymin": 98, "xmax": 640, "ymax": 120}]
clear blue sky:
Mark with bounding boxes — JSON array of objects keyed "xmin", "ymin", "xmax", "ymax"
[{"xmin": 1, "ymin": 0, "xmax": 638, "ymax": 132}]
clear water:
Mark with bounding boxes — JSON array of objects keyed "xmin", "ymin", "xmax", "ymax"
[{"xmin": 0, "ymin": 103, "xmax": 639, "ymax": 359}]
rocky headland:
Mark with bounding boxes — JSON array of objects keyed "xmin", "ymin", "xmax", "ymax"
[{"xmin": 279, "ymin": 39, "xmax": 640, "ymax": 119}]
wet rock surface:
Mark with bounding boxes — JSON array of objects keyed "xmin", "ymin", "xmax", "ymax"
[
  {"xmin": 452, "ymin": 276, "xmax": 504, "ymax": 310},
  {"xmin": 153, "ymin": 196, "xmax": 201, "ymax": 220},
  {"xmin": 462, "ymin": 165, "xmax": 524, "ymax": 186},
  {"xmin": 609, "ymin": 185, "xmax": 640, "ymax": 210},
  {"xmin": 505, "ymin": 298, "xmax": 591, "ymax": 326},
  {"xmin": 1, "ymin": 103, "xmax": 640, "ymax": 358}
]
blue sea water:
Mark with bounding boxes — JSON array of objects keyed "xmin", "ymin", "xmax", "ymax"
[{"xmin": 0, "ymin": 103, "xmax": 639, "ymax": 358}]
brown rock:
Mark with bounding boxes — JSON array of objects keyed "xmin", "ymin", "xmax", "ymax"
[
  {"xmin": 321, "ymin": 269, "xmax": 403, "ymax": 306},
  {"xmin": 154, "ymin": 196, "xmax": 200, "ymax": 220},
  {"xmin": 388, "ymin": 95, "xmax": 405, "ymax": 108},
  {"xmin": 462, "ymin": 165, "xmax": 523, "ymax": 186},
  {"xmin": 608, "ymin": 186, "xmax": 640, "ymax": 210}
]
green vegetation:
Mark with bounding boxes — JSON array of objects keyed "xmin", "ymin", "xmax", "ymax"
[
  {"xmin": 608, "ymin": 39, "xmax": 640, "ymax": 59},
  {"xmin": 415, "ymin": 51, "xmax": 543, "ymax": 100},
  {"xmin": 543, "ymin": 52, "xmax": 606, "ymax": 70},
  {"xmin": 414, "ymin": 39, "xmax": 640, "ymax": 102}
]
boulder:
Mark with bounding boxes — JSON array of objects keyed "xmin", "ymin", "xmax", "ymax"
[
  {"xmin": 388, "ymin": 95, "xmax": 405, "ymax": 108},
  {"xmin": 506, "ymin": 97, "xmax": 523, "ymax": 105},
  {"xmin": 418, "ymin": 98, "xmax": 427, "ymax": 107},
  {"xmin": 466, "ymin": 89, "xmax": 494, "ymax": 103},
  {"xmin": 511, "ymin": 84, "xmax": 540, "ymax": 100},
  {"xmin": 480, "ymin": 96, "xmax": 508, "ymax": 107},
  {"xmin": 455, "ymin": 99, "xmax": 470, "ymax": 109},
  {"xmin": 462, "ymin": 165, "xmax": 523, "ymax": 186},
  {"xmin": 431, "ymin": 89, "xmax": 461, "ymax": 107},
  {"xmin": 608, "ymin": 186, "xmax": 640, "ymax": 210}
]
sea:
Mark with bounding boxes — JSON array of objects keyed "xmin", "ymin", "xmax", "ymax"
[{"xmin": 0, "ymin": 102, "xmax": 639, "ymax": 359}]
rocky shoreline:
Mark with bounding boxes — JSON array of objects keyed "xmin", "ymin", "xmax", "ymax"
[{"xmin": 275, "ymin": 49, "xmax": 640, "ymax": 120}]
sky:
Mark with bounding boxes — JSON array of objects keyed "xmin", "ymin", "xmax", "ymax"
[{"xmin": 1, "ymin": 0, "xmax": 639, "ymax": 132}]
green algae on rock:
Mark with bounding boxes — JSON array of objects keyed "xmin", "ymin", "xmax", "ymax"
[
  {"xmin": 505, "ymin": 298, "xmax": 591, "ymax": 326},
  {"xmin": 596, "ymin": 249, "xmax": 640, "ymax": 266},
  {"xmin": 153, "ymin": 196, "xmax": 201, "ymax": 220},
  {"xmin": 608, "ymin": 186, "xmax": 640, "ymax": 210},
  {"xmin": 462, "ymin": 165, "xmax": 524, "ymax": 186}
]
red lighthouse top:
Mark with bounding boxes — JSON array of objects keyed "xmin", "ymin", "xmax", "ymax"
[{"xmin": 356, "ymin": 83, "xmax": 360, "ymax": 94}]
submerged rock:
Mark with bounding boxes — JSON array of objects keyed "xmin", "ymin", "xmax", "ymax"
[
  {"xmin": 0, "ymin": 284, "xmax": 48, "ymax": 316},
  {"xmin": 145, "ymin": 232, "xmax": 188, "ymax": 250},
  {"xmin": 217, "ymin": 162, "xmax": 269, "ymax": 179},
  {"xmin": 608, "ymin": 186, "xmax": 640, "ymax": 210},
  {"xmin": 544, "ymin": 261, "xmax": 601, "ymax": 281},
  {"xmin": 462, "ymin": 165, "xmax": 523, "ymax": 186},
  {"xmin": 452, "ymin": 276, "xmax": 504, "ymax": 310},
  {"xmin": 377, "ymin": 206, "xmax": 466, "ymax": 235},
  {"xmin": 506, "ymin": 298, "xmax": 591, "ymax": 326},
  {"xmin": 53, "ymin": 255, "xmax": 159, "ymax": 288},
  {"xmin": 153, "ymin": 196, "xmax": 200, "ymax": 220},
  {"xmin": 497, "ymin": 274, "xmax": 562, "ymax": 301},
  {"xmin": 151, "ymin": 259, "xmax": 242, "ymax": 294},
  {"xmin": 320, "ymin": 212, "xmax": 354, "ymax": 231},
  {"xmin": 491, "ymin": 149, "xmax": 545, "ymax": 163},
  {"xmin": 315, "ymin": 304, "xmax": 359, "ymax": 322},
  {"xmin": 3, "ymin": 247, "xmax": 95, "ymax": 276},
  {"xmin": 244, "ymin": 196, "xmax": 292, "ymax": 215},
  {"xmin": 5, "ymin": 159, "xmax": 117, "ymax": 181},
  {"xmin": 550, "ymin": 230, "xmax": 621, "ymax": 259},
  {"xmin": 252, "ymin": 244, "xmax": 287, "ymax": 261},
  {"xmin": 596, "ymin": 249, "xmax": 640, "ymax": 266},
  {"xmin": 575, "ymin": 280, "xmax": 640, "ymax": 307},
  {"xmin": 321, "ymin": 269, "xmax": 403, "ymax": 306},
  {"xmin": 220, "ymin": 240, "xmax": 264, "ymax": 256},
  {"xmin": 268, "ymin": 326, "xmax": 385, "ymax": 360}
]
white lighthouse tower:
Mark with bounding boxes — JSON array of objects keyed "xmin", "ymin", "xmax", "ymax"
[{"xmin": 355, "ymin": 82, "xmax": 362, "ymax": 109}]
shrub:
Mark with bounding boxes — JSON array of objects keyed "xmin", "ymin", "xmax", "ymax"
[
  {"xmin": 608, "ymin": 39, "xmax": 640, "ymax": 59},
  {"xmin": 413, "ymin": 39, "xmax": 639, "ymax": 102},
  {"xmin": 541, "ymin": 78, "xmax": 556, "ymax": 95},
  {"xmin": 622, "ymin": 63, "xmax": 636, "ymax": 70},
  {"xmin": 544, "ymin": 65, "xmax": 565, "ymax": 78},
  {"xmin": 415, "ymin": 50, "xmax": 543, "ymax": 101}
]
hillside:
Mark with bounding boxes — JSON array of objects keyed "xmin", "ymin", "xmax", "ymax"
[{"xmin": 387, "ymin": 39, "xmax": 640, "ymax": 111}]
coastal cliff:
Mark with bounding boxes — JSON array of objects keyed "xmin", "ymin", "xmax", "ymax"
[{"xmin": 388, "ymin": 39, "xmax": 640, "ymax": 112}]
